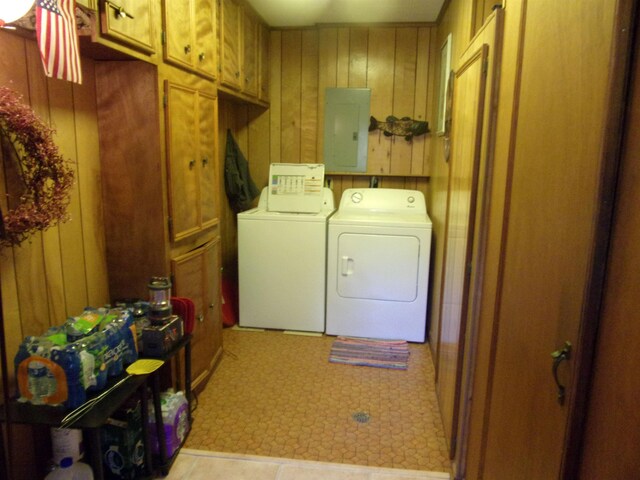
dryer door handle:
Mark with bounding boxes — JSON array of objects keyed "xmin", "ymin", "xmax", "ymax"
[{"xmin": 341, "ymin": 256, "xmax": 354, "ymax": 276}]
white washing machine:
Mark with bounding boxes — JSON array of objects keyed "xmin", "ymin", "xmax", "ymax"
[
  {"xmin": 325, "ymin": 188, "xmax": 432, "ymax": 342},
  {"xmin": 238, "ymin": 163, "xmax": 335, "ymax": 332}
]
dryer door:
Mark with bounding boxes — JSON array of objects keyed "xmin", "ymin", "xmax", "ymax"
[{"xmin": 336, "ymin": 233, "xmax": 420, "ymax": 302}]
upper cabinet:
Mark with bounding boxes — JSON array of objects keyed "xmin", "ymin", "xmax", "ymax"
[
  {"xmin": 162, "ymin": 0, "xmax": 217, "ymax": 79},
  {"xmin": 219, "ymin": 0, "xmax": 243, "ymax": 91},
  {"xmin": 258, "ymin": 22, "xmax": 270, "ymax": 102},
  {"xmin": 165, "ymin": 81, "xmax": 220, "ymax": 242},
  {"xmin": 219, "ymin": 0, "xmax": 269, "ymax": 104},
  {"xmin": 99, "ymin": 0, "xmax": 155, "ymax": 54},
  {"xmin": 242, "ymin": 9, "xmax": 258, "ymax": 97}
]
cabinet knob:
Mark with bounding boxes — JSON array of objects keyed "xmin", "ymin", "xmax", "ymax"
[
  {"xmin": 197, "ymin": 314, "xmax": 204, "ymax": 323},
  {"xmin": 184, "ymin": 44, "xmax": 192, "ymax": 54},
  {"xmin": 199, "ymin": 53, "xmax": 206, "ymax": 62},
  {"xmin": 202, "ymin": 157, "xmax": 209, "ymax": 166},
  {"xmin": 209, "ymin": 303, "xmax": 215, "ymax": 309},
  {"xmin": 189, "ymin": 159, "xmax": 196, "ymax": 169}
]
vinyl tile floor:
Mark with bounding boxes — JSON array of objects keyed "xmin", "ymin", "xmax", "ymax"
[
  {"xmin": 181, "ymin": 328, "xmax": 451, "ymax": 476},
  {"xmin": 166, "ymin": 449, "xmax": 451, "ymax": 480}
]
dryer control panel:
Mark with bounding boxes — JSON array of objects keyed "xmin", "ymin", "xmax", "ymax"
[{"xmin": 339, "ymin": 188, "xmax": 426, "ymax": 214}]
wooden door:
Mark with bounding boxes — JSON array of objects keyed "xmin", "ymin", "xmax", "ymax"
[
  {"xmin": 194, "ymin": 0, "xmax": 217, "ymax": 78},
  {"xmin": 172, "ymin": 239, "xmax": 222, "ymax": 390},
  {"xmin": 165, "ymin": 81, "xmax": 199, "ymax": 241},
  {"xmin": 204, "ymin": 237, "xmax": 223, "ymax": 375},
  {"xmin": 163, "ymin": 0, "xmax": 195, "ymax": 70},
  {"xmin": 100, "ymin": 0, "xmax": 155, "ymax": 54},
  {"xmin": 198, "ymin": 92, "xmax": 219, "ymax": 230},
  {"xmin": 437, "ymin": 45, "xmax": 488, "ymax": 457},
  {"xmin": 479, "ymin": 1, "xmax": 619, "ymax": 477},
  {"xmin": 243, "ymin": 9, "xmax": 258, "ymax": 96},
  {"xmin": 578, "ymin": 9, "xmax": 640, "ymax": 477},
  {"xmin": 220, "ymin": 0, "xmax": 242, "ymax": 90},
  {"xmin": 258, "ymin": 22, "xmax": 270, "ymax": 102}
]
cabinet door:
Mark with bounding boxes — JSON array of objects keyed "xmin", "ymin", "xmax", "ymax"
[
  {"xmin": 165, "ymin": 82, "xmax": 199, "ymax": 241},
  {"xmin": 199, "ymin": 92, "xmax": 219, "ymax": 230},
  {"xmin": 194, "ymin": 0, "xmax": 217, "ymax": 78},
  {"xmin": 258, "ymin": 22, "xmax": 270, "ymax": 102},
  {"xmin": 172, "ymin": 239, "xmax": 222, "ymax": 389},
  {"xmin": 204, "ymin": 237, "xmax": 222, "ymax": 375},
  {"xmin": 100, "ymin": 0, "xmax": 155, "ymax": 54},
  {"xmin": 242, "ymin": 9, "xmax": 258, "ymax": 96},
  {"xmin": 220, "ymin": 0, "xmax": 242, "ymax": 90},
  {"xmin": 163, "ymin": 0, "xmax": 195, "ymax": 70}
]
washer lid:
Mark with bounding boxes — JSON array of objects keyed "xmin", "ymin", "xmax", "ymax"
[{"xmin": 238, "ymin": 208, "xmax": 334, "ymax": 222}]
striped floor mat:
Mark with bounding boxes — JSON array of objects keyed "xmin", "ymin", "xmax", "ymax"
[{"xmin": 329, "ymin": 336, "xmax": 410, "ymax": 370}]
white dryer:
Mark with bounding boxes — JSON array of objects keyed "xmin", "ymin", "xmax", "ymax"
[{"xmin": 325, "ymin": 188, "xmax": 432, "ymax": 342}]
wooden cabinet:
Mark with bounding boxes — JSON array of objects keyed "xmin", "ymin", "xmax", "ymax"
[
  {"xmin": 162, "ymin": 0, "xmax": 217, "ymax": 79},
  {"xmin": 99, "ymin": 0, "xmax": 155, "ymax": 54},
  {"xmin": 258, "ymin": 22, "xmax": 270, "ymax": 102},
  {"xmin": 96, "ymin": 62, "xmax": 222, "ymax": 393},
  {"xmin": 242, "ymin": 8, "xmax": 258, "ymax": 97},
  {"xmin": 218, "ymin": 0, "xmax": 269, "ymax": 103},
  {"xmin": 219, "ymin": 0, "xmax": 243, "ymax": 90},
  {"xmin": 96, "ymin": 61, "xmax": 167, "ymax": 302},
  {"xmin": 164, "ymin": 81, "xmax": 219, "ymax": 242},
  {"xmin": 172, "ymin": 238, "xmax": 223, "ymax": 389}
]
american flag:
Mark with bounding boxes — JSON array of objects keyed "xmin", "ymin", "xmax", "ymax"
[{"xmin": 36, "ymin": 0, "xmax": 82, "ymax": 84}]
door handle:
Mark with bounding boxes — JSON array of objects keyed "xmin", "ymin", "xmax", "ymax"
[
  {"xmin": 340, "ymin": 256, "xmax": 354, "ymax": 276},
  {"xmin": 551, "ymin": 341, "xmax": 572, "ymax": 405}
]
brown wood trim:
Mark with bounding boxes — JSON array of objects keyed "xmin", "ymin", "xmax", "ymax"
[
  {"xmin": 561, "ymin": 1, "xmax": 639, "ymax": 478},
  {"xmin": 457, "ymin": 9, "xmax": 505, "ymax": 478},
  {"xmin": 271, "ymin": 22, "xmax": 437, "ymax": 31},
  {"xmin": 436, "ymin": 0, "xmax": 453, "ymax": 26},
  {"xmin": 476, "ymin": 0, "xmax": 529, "ymax": 476}
]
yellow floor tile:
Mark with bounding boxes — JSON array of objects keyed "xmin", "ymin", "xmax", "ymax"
[{"xmin": 183, "ymin": 329, "xmax": 451, "ymax": 474}]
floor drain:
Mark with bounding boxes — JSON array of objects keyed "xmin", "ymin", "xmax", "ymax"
[{"xmin": 352, "ymin": 411, "xmax": 370, "ymax": 424}]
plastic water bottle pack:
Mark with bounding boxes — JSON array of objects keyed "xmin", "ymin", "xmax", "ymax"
[{"xmin": 14, "ymin": 306, "xmax": 139, "ymax": 409}]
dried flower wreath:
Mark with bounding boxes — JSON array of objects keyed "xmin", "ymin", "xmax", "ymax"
[{"xmin": 0, "ymin": 86, "xmax": 74, "ymax": 247}]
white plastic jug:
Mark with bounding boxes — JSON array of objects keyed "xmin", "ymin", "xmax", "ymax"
[{"xmin": 45, "ymin": 457, "xmax": 93, "ymax": 480}]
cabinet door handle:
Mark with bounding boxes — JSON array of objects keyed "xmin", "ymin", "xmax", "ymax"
[
  {"xmin": 184, "ymin": 44, "xmax": 192, "ymax": 54},
  {"xmin": 189, "ymin": 159, "xmax": 196, "ymax": 169},
  {"xmin": 106, "ymin": 1, "xmax": 134, "ymax": 19}
]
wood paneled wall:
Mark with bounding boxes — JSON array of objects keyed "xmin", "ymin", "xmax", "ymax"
[
  {"xmin": 0, "ymin": 31, "xmax": 108, "ymax": 363},
  {"xmin": 268, "ymin": 25, "xmax": 438, "ymax": 185},
  {"xmin": 219, "ymin": 25, "xmax": 439, "ymax": 300},
  {"xmin": 0, "ymin": 30, "xmax": 108, "ymax": 477}
]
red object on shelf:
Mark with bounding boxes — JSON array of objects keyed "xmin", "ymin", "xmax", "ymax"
[{"xmin": 171, "ymin": 297, "xmax": 195, "ymax": 334}]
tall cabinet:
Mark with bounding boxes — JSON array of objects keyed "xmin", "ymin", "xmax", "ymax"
[
  {"xmin": 92, "ymin": 0, "xmax": 268, "ymax": 393},
  {"xmin": 96, "ymin": 59, "xmax": 223, "ymax": 391}
]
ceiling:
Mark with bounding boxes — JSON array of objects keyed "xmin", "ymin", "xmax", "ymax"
[{"xmin": 245, "ymin": 0, "xmax": 446, "ymax": 27}]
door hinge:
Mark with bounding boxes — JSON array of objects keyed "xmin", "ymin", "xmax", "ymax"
[
  {"xmin": 163, "ymin": 93, "xmax": 168, "ymax": 108},
  {"xmin": 161, "ymin": 30, "xmax": 166, "ymax": 46},
  {"xmin": 483, "ymin": 58, "xmax": 489, "ymax": 74}
]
